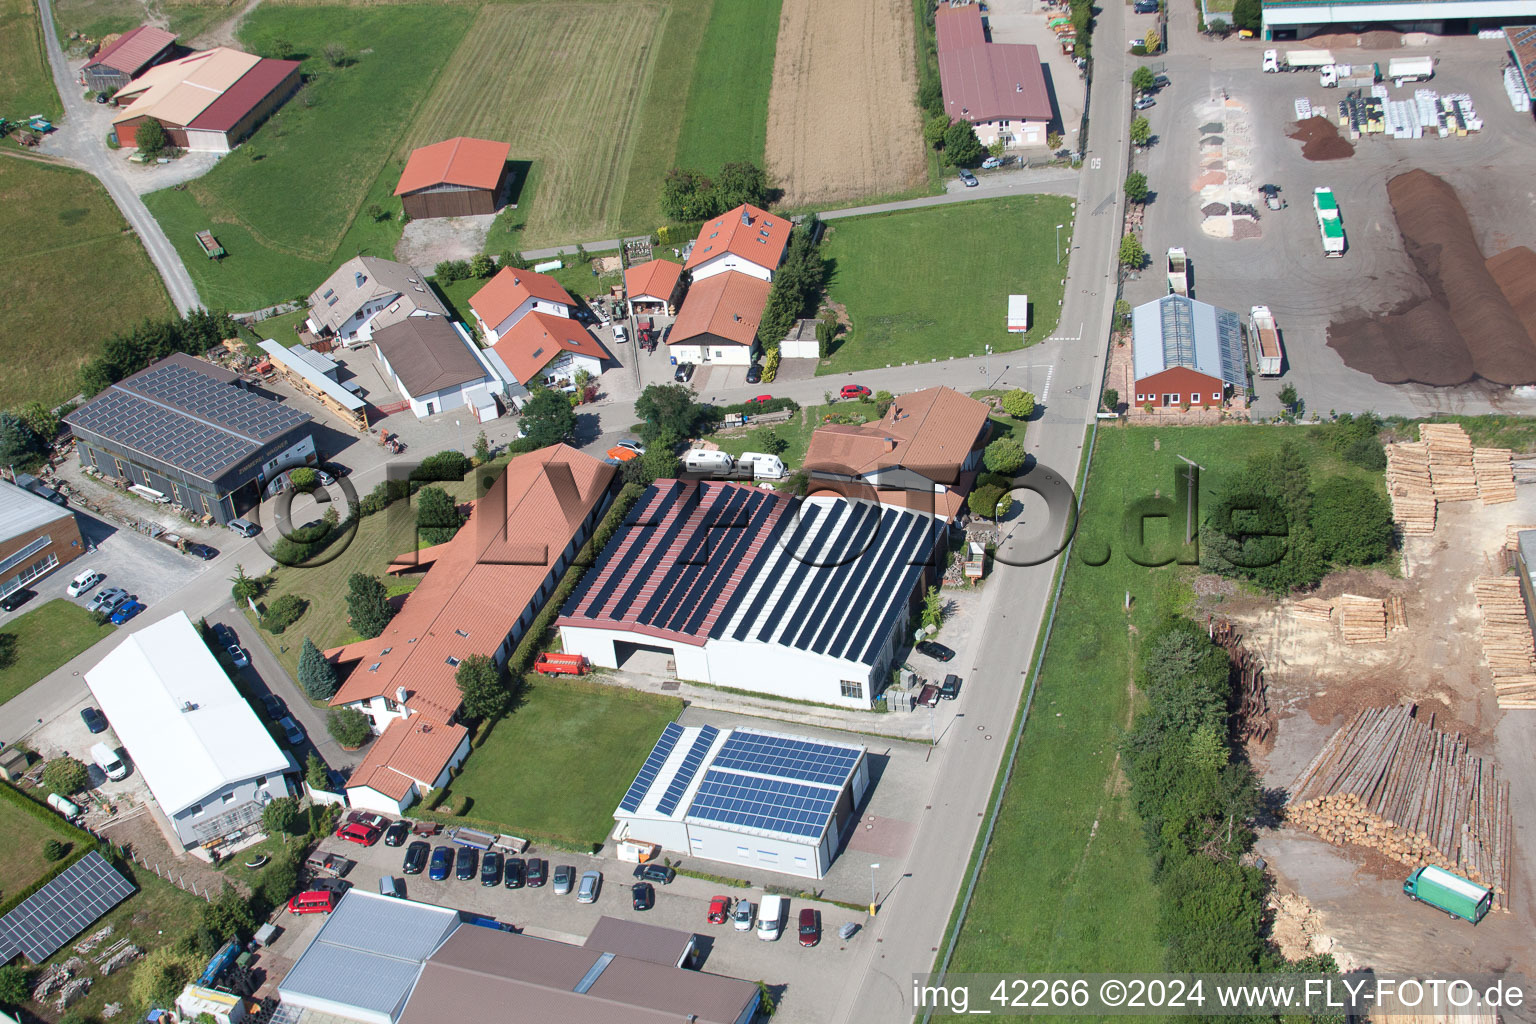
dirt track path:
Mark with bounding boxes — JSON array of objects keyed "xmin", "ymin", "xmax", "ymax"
[{"xmin": 192, "ymin": 0, "xmax": 263, "ymax": 50}]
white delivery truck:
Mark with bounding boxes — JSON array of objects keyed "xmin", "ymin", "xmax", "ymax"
[
  {"xmin": 757, "ymin": 894, "xmax": 785, "ymax": 941},
  {"xmin": 683, "ymin": 450, "xmax": 735, "ymax": 477},
  {"xmin": 92, "ymin": 742, "xmax": 128, "ymax": 781},
  {"xmin": 1249, "ymin": 306, "xmax": 1283, "ymax": 377},
  {"xmin": 1388, "ymin": 56, "xmax": 1434, "ymax": 84},
  {"xmin": 1263, "ymin": 48, "xmax": 1334, "ymax": 72}
]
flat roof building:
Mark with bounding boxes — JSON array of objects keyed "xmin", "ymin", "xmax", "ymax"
[
  {"xmin": 1261, "ymin": 0, "xmax": 1536, "ymax": 38},
  {"xmin": 0, "ymin": 479, "xmax": 85, "ymax": 600}
]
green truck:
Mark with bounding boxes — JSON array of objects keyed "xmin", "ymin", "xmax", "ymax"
[{"xmin": 1403, "ymin": 865, "xmax": 1491, "ymax": 924}]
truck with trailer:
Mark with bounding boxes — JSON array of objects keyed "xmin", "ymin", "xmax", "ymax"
[
  {"xmin": 1249, "ymin": 306, "xmax": 1283, "ymax": 376},
  {"xmin": 1320, "ymin": 62, "xmax": 1380, "ymax": 88},
  {"xmin": 1313, "ymin": 188, "xmax": 1345, "ymax": 257},
  {"xmin": 1166, "ymin": 247, "xmax": 1189, "ymax": 296},
  {"xmin": 1263, "ymin": 48, "xmax": 1334, "ymax": 72},
  {"xmin": 1388, "ymin": 56, "xmax": 1435, "ymax": 84},
  {"xmin": 1403, "ymin": 864, "xmax": 1491, "ymax": 923}
]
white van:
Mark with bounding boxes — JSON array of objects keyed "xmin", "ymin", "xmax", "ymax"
[
  {"xmin": 684, "ymin": 450, "xmax": 735, "ymax": 476},
  {"xmin": 738, "ymin": 452, "xmax": 786, "ymax": 480},
  {"xmin": 756, "ymin": 894, "xmax": 785, "ymax": 941},
  {"xmin": 91, "ymin": 742, "xmax": 128, "ymax": 781}
]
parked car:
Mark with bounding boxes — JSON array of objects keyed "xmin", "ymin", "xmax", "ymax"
[
  {"xmin": 186, "ymin": 543, "xmax": 219, "ymax": 560},
  {"xmin": 839, "ymin": 384, "xmax": 871, "ymax": 400},
  {"xmin": 80, "ymin": 707, "xmax": 108, "ymax": 734},
  {"xmin": 746, "ymin": 394, "xmax": 772, "ymax": 404},
  {"xmin": 346, "ymin": 811, "xmax": 390, "ymax": 831},
  {"xmin": 939, "ymin": 673, "xmax": 963, "ymax": 700},
  {"xmin": 384, "ymin": 821, "xmax": 411, "ymax": 847},
  {"xmin": 110, "ymin": 600, "xmax": 145, "ymax": 625},
  {"xmin": 674, "ymin": 362, "xmax": 696, "ymax": 383},
  {"xmin": 916, "ymin": 640, "xmax": 955, "ymax": 662},
  {"xmin": 228, "ymin": 517, "xmax": 260, "ymax": 537},
  {"xmin": 86, "ymin": 587, "xmax": 128, "ymax": 614},
  {"xmin": 1133, "ymin": 96, "xmax": 1156, "ymax": 109},
  {"xmin": 1, "ymin": 589, "xmax": 35, "ymax": 612},
  {"xmin": 1134, "ymin": 0, "xmax": 1158, "ymax": 11},
  {"xmin": 67, "ymin": 570, "xmax": 104, "ymax": 598},
  {"xmin": 212, "ymin": 623, "xmax": 238, "ymax": 647},
  {"xmin": 455, "ymin": 846, "xmax": 479, "ymax": 881},
  {"xmin": 287, "ymin": 890, "xmax": 339, "ymax": 916},
  {"xmin": 227, "ymin": 645, "xmax": 249, "ymax": 668},
  {"xmin": 606, "ymin": 445, "xmax": 642, "ymax": 463},
  {"xmin": 958, "ymin": 168, "xmax": 978, "ymax": 187},
  {"xmin": 258, "ymin": 693, "xmax": 286, "ymax": 721},
  {"xmin": 576, "ymin": 870, "xmax": 602, "ymax": 904},
  {"xmin": 336, "ymin": 822, "xmax": 381, "ymax": 847},
  {"xmin": 402, "ymin": 841, "xmax": 430, "ymax": 875},
  {"xmin": 527, "ymin": 858, "xmax": 548, "ymax": 888},
  {"xmin": 504, "ymin": 857, "xmax": 526, "ymax": 889},
  {"xmin": 429, "ymin": 846, "xmax": 453, "ymax": 881},
  {"xmin": 745, "ymin": 363, "xmax": 763, "ymax": 384},
  {"xmin": 798, "ymin": 908, "xmax": 821, "ymax": 947},
  {"xmin": 616, "ymin": 439, "xmax": 646, "ymax": 455},
  {"xmin": 633, "ymin": 863, "xmax": 675, "ymax": 885},
  {"xmin": 553, "ymin": 865, "xmax": 575, "ymax": 895},
  {"xmin": 733, "ymin": 900, "xmax": 756, "ymax": 931},
  {"xmin": 632, "ymin": 881, "xmax": 655, "ymax": 911},
  {"xmin": 277, "ymin": 716, "xmax": 305, "ymax": 746},
  {"xmin": 613, "ymin": 324, "xmax": 628, "ymax": 344},
  {"xmin": 707, "ymin": 895, "xmax": 731, "ymax": 924},
  {"xmin": 377, "ymin": 876, "xmax": 405, "ymax": 899},
  {"xmin": 481, "ymin": 850, "xmax": 503, "ymax": 886}
]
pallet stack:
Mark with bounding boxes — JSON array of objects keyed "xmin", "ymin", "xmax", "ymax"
[
  {"xmin": 1289, "ymin": 704, "xmax": 1511, "ymax": 909},
  {"xmin": 1420, "ymin": 423, "xmax": 1479, "ymax": 502},
  {"xmin": 1473, "ymin": 575, "xmax": 1536, "ymax": 708},
  {"xmin": 1336, "ymin": 594, "xmax": 1387, "ymax": 644},
  {"xmin": 1291, "ymin": 597, "xmax": 1334, "ymax": 629},
  {"xmin": 1384, "ymin": 441, "xmax": 1436, "ymax": 534},
  {"xmin": 1474, "ymin": 448, "xmax": 1517, "ymax": 504}
]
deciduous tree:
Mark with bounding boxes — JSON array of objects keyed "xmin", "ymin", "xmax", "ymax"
[
  {"xmin": 135, "ymin": 117, "xmax": 167, "ymax": 158},
  {"xmin": 942, "ymin": 120, "xmax": 984, "ymax": 167},
  {"xmin": 1124, "ymin": 171, "xmax": 1150, "ymax": 203},
  {"xmin": 519, "ymin": 387, "xmax": 576, "ymax": 446},
  {"xmin": 1131, "ymin": 65, "xmax": 1156, "ymax": 92},
  {"xmin": 455, "ymin": 654, "xmax": 508, "ymax": 721},
  {"xmin": 43, "ymin": 756, "xmax": 89, "ymax": 795},
  {"xmin": 1000, "ymin": 389, "xmax": 1035, "ymax": 419},
  {"xmin": 1119, "ymin": 234, "xmax": 1147, "ymax": 267},
  {"xmin": 983, "ymin": 437, "xmax": 1027, "ymax": 474},
  {"xmin": 1130, "ymin": 116, "xmax": 1152, "ymax": 146}
]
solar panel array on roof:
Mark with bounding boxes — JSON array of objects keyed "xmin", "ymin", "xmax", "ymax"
[
  {"xmin": 687, "ymin": 769, "xmax": 840, "ymax": 838},
  {"xmin": 655, "ymin": 725, "xmax": 719, "ymax": 816},
  {"xmin": 712, "ymin": 730, "xmax": 862, "ymax": 787},
  {"xmin": 618, "ymin": 722, "xmax": 684, "ymax": 813},
  {"xmin": 0, "ymin": 852, "xmax": 136, "ymax": 963},
  {"xmin": 1159, "ymin": 299, "xmax": 1199, "ymax": 371},
  {"xmin": 1211, "ymin": 307, "xmax": 1247, "ymax": 390}
]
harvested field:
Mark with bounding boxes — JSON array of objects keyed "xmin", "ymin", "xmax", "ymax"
[
  {"xmin": 1287, "ymin": 116, "xmax": 1354, "ymax": 161},
  {"xmin": 765, "ymin": 0, "xmax": 926, "ymax": 206},
  {"xmin": 1328, "ymin": 171, "xmax": 1536, "ymax": 387}
]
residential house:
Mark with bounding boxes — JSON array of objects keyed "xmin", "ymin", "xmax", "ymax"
[
  {"xmin": 489, "ymin": 312, "xmax": 613, "ymax": 394},
  {"xmin": 935, "ymin": 4, "xmax": 1053, "ymax": 149},
  {"xmin": 306, "ymin": 256, "xmax": 448, "ymax": 346},
  {"xmin": 468, "ymin": 267, "xmax": 575, "ymax": 345},
  {"xmin": 372, "ymin": 317, "xmax": 501, "ymax": 421},
  {"xmin": 666, "ymin": 271, "xmax": 769, "ymax": 367},
  {"xmin": 684, "ymin": 204, "xmax": 791, "ymax": 284}
]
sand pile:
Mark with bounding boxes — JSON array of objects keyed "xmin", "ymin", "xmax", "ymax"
[
  {"xmin": 1288, "ymin": 117, "xmax": 1354, "ymax": 160},
  {"xmin": 1487, "ymin": 246, "xmax": 1536, "ymax": 346},
  {"xmin": 1327, "ymin": 171, "xmax": 1536, "ymax": 386}
]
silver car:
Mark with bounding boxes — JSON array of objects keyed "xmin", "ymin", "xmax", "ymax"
[
  {"xmin": 733, "ymin": 899, "xmax": 756, "ymax": 931},
  {"xmin": 87, "ymin": 587, "xmax": 129, "ymax": 614},
  {"xmin": 553, "ymin": 865, "xmax": 575, "ymax": 895},
  {"xmin": 576, "ymin": 870, "xmax": 602, "ymax": 904}
]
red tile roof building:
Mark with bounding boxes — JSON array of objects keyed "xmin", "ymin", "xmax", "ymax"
[
  {"xmin": 684, "ymin": 204, "xmax": 791, "ymax": 283},
  {"xmin": 111, "ymin": 47, "xmax": 300, "ymax": 153},
  {"xmin": 83, "ymin": 26, "xmax": 178, "ymax": 92},
  {"xmin": 625, "ymin": 259, "xmax": 685, "ymax": 316},
  {"xmin": 395, "ymin": 137, "xmax": 512, "ymax": 219},
  {"xmin": 666, "ymin": 271, "xmax": 770, "ymax": 366},
  {"xmin": 469, "ymin": 267, "xmax": 575, "ymax": 344},
  {"xmin": 934, "ymin": 4, "xmax": 1053, "ymax": 149},
  {"xmin": 490, "ymin": 311, "xmax": 613, "ymax": 390}
]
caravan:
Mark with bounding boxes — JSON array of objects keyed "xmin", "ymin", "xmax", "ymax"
[{"xmin": 738, "ymin": 452, "xmax": 786, "ymax": 480}]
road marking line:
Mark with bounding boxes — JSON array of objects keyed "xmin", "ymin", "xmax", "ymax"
[{"xmin": 1042, "ymin": 366, "xmax": 1054, "ymax": 402}]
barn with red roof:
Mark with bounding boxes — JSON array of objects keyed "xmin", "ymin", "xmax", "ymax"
[{"xmin": 395, "ymin": 137, "xmax": 512, "ymax": 219}]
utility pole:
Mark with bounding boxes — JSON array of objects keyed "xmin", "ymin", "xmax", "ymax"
[{"xmin": 1175, "ymin": 455, "xmax": 1203, "ymax": 546}]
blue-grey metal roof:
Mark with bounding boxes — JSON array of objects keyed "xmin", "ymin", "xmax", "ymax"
[
  {"xmin": 278, "ymin": 891, "xmax": 460, "ymax": 1022},
  {"xmin": 65, "ymin": 354, "xmax": 312, "ymax": 482},
  {"xmin": 0, "ymin": 852, "xmax": 135, "ymax": 963},
  {"xmin": 1131, "ymin": 295, "xmax": 1245, "ymax": 389}
]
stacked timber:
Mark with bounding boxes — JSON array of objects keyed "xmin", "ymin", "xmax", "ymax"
[
  {"xmin": 1337, "ymin": 594, "xmax": 1387, "ymax": 644},
  {"xmin": 1291, "ymin": 597, "xmax": 1333, "ymax": 628},
  {"xmin": 1474, "ymin": 448, "xmax": 1517, "ymax": 504},
  {"xmin": 1289, "ymin": 704, "xmax": 1511, "ymax": 909},
  {"xmin": 1420, "ymin": 423, "xmax": 1478, "ymax": 502},
  {"xmin": 1505, "ymin": 524, "xmax": 1536, "ymax": 550},
  {"xmin": 1386, "ymin": 593, "xmax": 1407, "ymax": 632},
  {"xmin": 1384, "ymin": 442, "xmax": 1436, "ymax": 534},
  {"xmin": 1473, "ymin": 575, "xmax": 1536, "ymax": 709}
]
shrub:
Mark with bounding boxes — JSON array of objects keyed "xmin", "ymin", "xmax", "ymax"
[
  {"xmin": 983, "ymin": 437, "xmax": 1027, "ymax": 475},
  {"xmin": 1000, "ymin": 389, "xmax": 1035, "ymax": 419},
  {"xmin": 1119, "ymin": 234, "xmax": 1147, "ymax": 268},
  {"xmin": 1102, "ymin": 387, "xmax": 1120, "ymax": 411},
  {"xmin": 1311, "ymin": 476, "xmax": 1394, "ymax": 566},
  {"xmin": 411, "ymin": 450, "xmax": 470, "ymax": 482},
  {"xmin": 129, "ymin": 947, "xmax": 204, "ymax": 1009},
  {"xmin": 288, "ymin": 467, "xmax": 317, "ymax": 492},
  {"xmin": 42, "ymin": 838, "xmax": 69, "ymax": 861},
  {"xmin": 254, "ymin": 853, "xmax": 299, "ymax": 917},
  {"xmin": 43, "ymin": 756, "xmax": 89, "ymax": 795},
  {"xmin": 260, "ymin": 594, "xmax": 308, "ymax": 634},
  {"xmin": 455, "ymin": 654, "xmax": 508, "ymax": 721},
  {"xmin": 0, "ymin": 965, "xmax": 31, "ymax": 1006},
  {"xmin": 304, "ymin": 752, "xmax": 330, "ymax": 791},
  {"xmin": 261, "ymin": 796, "xmax": 300, "ymax": 835},
  {"xmin": 327, "ymin": 708, "xmax": 372, "ymax": 748},
  {"xmin": 415, "ymin": 485, "xmax": 463, "ymax": 546}
]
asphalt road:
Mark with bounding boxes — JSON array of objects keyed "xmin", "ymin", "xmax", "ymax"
[{"xmin": 35, "ymin": 0, "xmax": 202, "ymax": 314}]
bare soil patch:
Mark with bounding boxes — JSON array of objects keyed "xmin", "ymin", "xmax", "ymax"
[
  {"xmin": 1488, "ymin": 246, "xmax": 1536, "ymax": 346},
  {"xmin": 764, "ymin": 0, "xmax": 926, "ymax": 206},
  {"xmin": 1286, "ymin": 116, "xmax": 1354, "ymax": 161}
]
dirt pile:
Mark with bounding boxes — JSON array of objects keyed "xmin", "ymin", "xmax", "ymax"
[
  {"xmin": 1287, "ymin": 117, "xmax": 1354, "ymax": 161},
  {"xmin": 1328, "ymin": 171, "xmax": 1536, "ymax": 386},
  {"xmin": 1486, "ymin": 246, "xmax": 1536, "ymax": 346}
]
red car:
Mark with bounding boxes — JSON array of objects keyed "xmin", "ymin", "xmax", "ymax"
[
  {"xmin": 840, "ymin": 384, "xmax": 871, "ymax": 400},
  {"xmin": 345, "ymin": 810, "xmax": 391, "ymax": 831},
  {"xmin": 287, "ymin": 890, "xmax": 339, "ymax": 915},
  {"xmin": 747, "ymin": 394, "xmax": 772, "ymax": 404},
  {"xmin": 335, "ymin": 822, "xmax": 382, "ymax": 847},
  {"xmin": 707, "ymin": 895, "xmax": 731, "ymax": 924},
  {"xmin": 798, "ymin": 908, "xmax": 821, "ymax": 947}
]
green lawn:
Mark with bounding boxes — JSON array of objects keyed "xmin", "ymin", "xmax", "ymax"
[
  {"xmin": 1, "ymin": 0, "xmax": 62, "ymax": 122},
  {"xmin": 672, "ymin": 0, "xmax": 782, "ymax": 174},
  {"xmin": 0, "ymin": 599, "xmax": 118, "ymax": 705},
  {"xmin": 819, "ymin": 197, "xmax": 1074, "ymax": 374},
  {"xmin": 442, "ymin": 679, "xmax": 683, "ymax": 846},
  {"xmin": 940, "ymin": 424, "xmax": 1381, "ymax": 1002},
  {"xmin": 0, "ymin": 792, "xmax": 72, "ymax": 897},
  {"xmin": 51, "ymin": 0, "xmax": 240, "ymax": 48},
  {"xmin": 710, "ymin": 400, "xmax": 879, "ymax": 471},
  {"xmin": 143, "ymin": 5, "xmax": 472, "ymax": 310}
]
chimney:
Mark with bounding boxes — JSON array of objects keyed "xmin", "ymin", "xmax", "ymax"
[
  {"xmin": 396, "ymin": 686, "xmax": 408, "ymax": 703},
  {"xmin": 884, "ymin": 438, "xmax": 897, "ymax": 451},
  {"xmin": 741, "ymin": 208, "xmax": 750, "ymax": 225},
  {"xmin": 1016, "ymin": 82, "xmax": 1023, "ymax": 92},
  {"xmin": 354, "ymin": 272, "xmax": 365, "ymax": 288}
]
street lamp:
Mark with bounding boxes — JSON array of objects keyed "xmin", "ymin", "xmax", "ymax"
[
  {"xmin": 869, "ymin": 863, "xmax": 881, "ymax": 916},
  {"xmin": 1056, "ymin": 223, "xmax": 1065, "ymax": 263},
  {"xmin": 981, "ymin": 344, "xmax": 992, "ymax": 379}
]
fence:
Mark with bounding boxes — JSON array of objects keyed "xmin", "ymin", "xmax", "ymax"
[{"xmin": 74, "ymin": 818, "xmax": 217, "ymax": 904}]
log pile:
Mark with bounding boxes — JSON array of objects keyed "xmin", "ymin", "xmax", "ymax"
[
  {"xmin": 1291, "ymin": 597, "xmax": 1333, "ymax": 628},
  {"xmin": 1419, "ymin": 423, "xmax": 1478, "ymax": 502},
  {"xmin": 1386, "ymin": 593, "xmax": 1407, "ymax": 631},
  {"xmin": 1473, "ymin": 575, "xmax": 1536, "ymax": 709},
  {"xmin": 1289, "ymin": 704, "xmax": 1511, "ymax": 909},
  {"xmin": 1504, "ymin": 524, "xmax": 1536, "ymax": 551},
  {"xmin": 1384, "ymin": 441, "xmax": 1436, "ymax": 534},
  {"xmin": 1210, "ymin": 617, "xmax": 1275, "ymax": 743},
  {"xmin": 1336, "ymin": 594, "xmax": 1387, "ymax": 644},
  {"xmin": 1473, "ymin": 447, "xmax": 1517, "ymax": 504}
]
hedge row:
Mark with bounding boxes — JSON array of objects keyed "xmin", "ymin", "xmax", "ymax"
[
  {"xmin": 0, "ymin": 782, "xmax": 101, "ymax": 919},
  {"xmin": 714, "ymin": 397, "xmax": 799, "ymax": 418}
]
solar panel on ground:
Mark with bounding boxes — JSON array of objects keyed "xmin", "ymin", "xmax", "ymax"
[
  {"xmin": 712, "ymin": 731, "xmax": 861, "ymax": 787},
  {"xmin": 686, "ymin": 769, "xmax": 840, "ymax": 838},
  {"xmin": 0, "ymin": 852, "xmax": 136, "ymax": 963},
  {"xmin": 655, "ymin": 725, "xmax": 719, "ymax": 816},
  {"xmin": 618, "ymin": 722, "xmax": 685, "ymax": 812}
]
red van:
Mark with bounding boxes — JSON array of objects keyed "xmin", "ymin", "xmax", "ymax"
[{"xmin": 287, "ymin": 890, "xmax": 339, "ymax": 915}]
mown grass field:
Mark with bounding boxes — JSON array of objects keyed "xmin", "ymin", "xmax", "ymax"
[
  {"xmin": 51, "ymin": 0, "xmax": 240, "ymax": 47},
  {"xmin": 672, "ymin": 0, "xmax": 781, "ymax": 173},
  {"xmin": 443, "ymin": 679, "xmax": 682, "ymax": 845},
  {"xmin": 819, "ymin": 197, "xmax": 1073, "ymax": 374},
  {"xmin": 1, "ymin": 0, "xmax": 61, "ymax": 122},
  {"xmin": 939, "ymin": 424, "xmax": 1380, "ymax": 1009},
  {"xmin": 143, "ymin": 5, "xmax": 471, "ymax": 309},
  {"xmin": 0, "ymin": 599, "xmax": 119, "ymax": 704},
  {"xmin": 0, "ymin": 158, "xmax": 171, "ymax": 408},
  {"xmin": 0, "ymin": 793, "xmax": 67, "ymax": 896}
]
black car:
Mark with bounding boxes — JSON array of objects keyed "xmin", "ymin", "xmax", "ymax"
[
  {"xmin": 633, "ymin": 863, "xmax": 675, "ymax": 885},
  {"xmin": 481, "ymin": 850, "xmax": 503, "ymax": 886},
  {"xmin": 80, "ymin": 707, "xmax": 108, "ymax": 734},
  {"xmin": 1133, "ymin": 0, "xmax": 1158, "ymax": 11},
  {"xmin": 1, "ymin": 589, "xmax": 35, "ymax": 613},
  {"xmin": 916, "ymin": 640, "xmax": 955, "ymax": 662},
  {"xmin": 187, "ymin": 543, "xmax": 218, "ymax": 560},
  {"xmin": 258, "ymin": 694, "xmax": 287, "ymax": 721},
  {"xmin": 632, "ymin": 881, "xmax": 655, "ymax": 911},
  {"xmin": 939, "ymin": 673, "xmax": 963, "ymax": 700},
  {"xmin": 402, "ymin": 841, "xmax": 430, "ymax": 875},
  {"xmin": 384, "ymin": 821, "xmax": 411, "ymax": 847},
  {"xmin": 504, "ymin": 857, "xmax": 526, "ymax": 889},
  {"xmin": 455, "ymin": 846, "xmax": 478, "ymax": 881},
  {"xmin": 746, "ymin": 363, "xmax": 763, "ymax": 384},
  {"xmin": 674, "ymin": 361, "xmax": 696, "ymax": 383},
  {"xmin": 526, "ymin": 858, "xmax": 547, "ymax": 888},
  {"xmin": 212, "ymin": 623, "xmax": 238, "ymax": 647}
]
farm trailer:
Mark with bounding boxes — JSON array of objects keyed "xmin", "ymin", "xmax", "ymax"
[
  {"xmin": 1313, "ymin": 188, "xmax": 1345, "ymax": 257},
  {"xmin": 1166, "ymin": 248, "xmax": 1189, "ymax": 296},
  {"xmin": 1249, "ymin": 306, "xmax": 1283, "ymax": 376}
]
